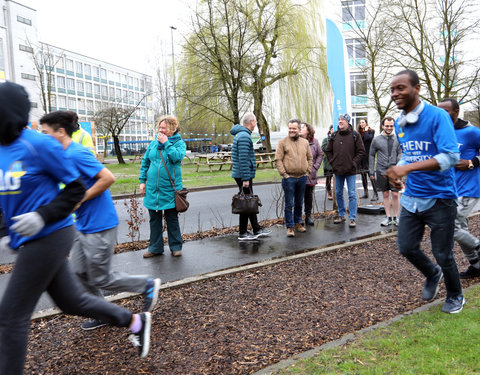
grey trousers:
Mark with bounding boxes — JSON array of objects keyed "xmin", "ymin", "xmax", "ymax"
[
  {"xmin": 454, "ymin": 196, "xmax": 480, "ymax": 264},
  {"xmin": 70, "ymin": 226, "xmax": 149, "ymax": 296}
]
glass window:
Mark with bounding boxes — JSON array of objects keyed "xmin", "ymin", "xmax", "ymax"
[
  {"xmin": 101, "ymin": 85, "xmax": 108, "ymax": 96},
  {"xmin": 77, "ymin": 81, "xmax": 84, "ymax": 92},
  {"xmin": 342, "ymin": 0, "xmax": 365, "ymax": 22},
  {"xmin": 123, "ymin": 74, "xmax": 128, "ymax": 83},
  {"xmin": 67, "ymin": 78, "xmax": 75, "ymax": 90},
  {"xmin": 140, "ymin": 79, "xmax": 145, "ymax": 90},
  {"xmin": 58, "ymin": 95, "xmax": 67, "ymax": 108},
  {"xmin": 128, "ymin": 76, "xmax": 133, "ymax": 86},
  {"xmin": 116, "ymin": 88, "xmax": 122, "ymax": 97},
  {"xmin": 94, "ymin": 84, "xmax": 100, "ymax": 95},
  {"xmin": 50, "ymin": 94, "xmax": 57, "ymax": 107},
  {"xmin": 19, "ymin": 44, "xmax": 33, "ymax": 53},
  {"xmin": 17, "ymin": 16, "xmax": 32, "ymax": 25},
  {"xmin": 86, "ymin": 100, "xmax": 94, "ymax": 111},
  {"xmin": 116, "ymin": 72, "xmax": 121, "ymax": 82},
  {"xmin": 84, "ymin": 64, "xmax": 91, "ymax": 76},
  {"xmin": 85, "ymin": 82, "xmax": 93, "ymax": 94},
  {"xmin": 100, "ymin": 68, "xmax": 107, "ymax": 80},
  {"xmin": 21, "ymin": 73, "xmax": 36, "ymax": 81},
  {"xmin": 109, "ymin": 87, "xmax": 115, "ymax": 97},
  {"xmin": 93, "ymin": 66, "xmax": 100, "ymax": 77},
  {"xmin": 56, "ymin": 56, "xmax": 64, "ymax": 69},
  {"xmin": 350, "ymin": 73, "xmax": 367, "ymax": 96},
  {"xmin": 66, "ymin": 59, "xmax": 74, "ymax": 71},
  {"xmin": 77, "ymin": 98, "xmax": 85, "ymax": 110},
  {"xmin": 68, "ymin": 97, "xmax": 76, "ymax": 109},
  {"xmin": 76, "ymin": 62, "xmax": 83, "ymax": 74},
  {"xmin": 346, "ymin": 38, "xmax": 366, "ymax": 59},
  {"xmin": 57, "ymin": 76, "xmax": 66, "ymax": 88},
  {"xmin": 134, "ymin": 78, "xmax": 139, "ymax": 87}
]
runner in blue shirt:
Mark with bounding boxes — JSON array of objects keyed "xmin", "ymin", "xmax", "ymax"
[
  {"xmin": 0, "ymin": 83, "xmax": 152, "ymax": 375},
  {"xmin": 438, "ymin": 98, "xmax": 480, "ymax": 279},
  {"xmin": 386, "ymin": 70, "xmax": 464, "ymax": 314},
  {"xmin": 39, "ymin": 111, "xmax": 160, "ymax": 332}
]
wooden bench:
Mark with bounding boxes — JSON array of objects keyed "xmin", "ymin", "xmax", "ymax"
[
  {"xmin": 195, "ymin": 153, "xmax": 233, "ymax": 172},
  {"xmin": 255, "ymin": 152, "xmax": 275, "ymax": 169}
]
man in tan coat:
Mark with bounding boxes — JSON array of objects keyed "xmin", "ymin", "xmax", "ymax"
[{"xmin": 275, "ymin": 119, "xmax": 313, "ymax": 237}]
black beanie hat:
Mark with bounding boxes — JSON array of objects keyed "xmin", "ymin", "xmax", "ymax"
[{"xmin": 0, "ymin": 81, "xmax": 31, "ymax": 146}]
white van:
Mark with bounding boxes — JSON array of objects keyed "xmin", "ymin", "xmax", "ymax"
[{"xmin": 253, "ymin": 132, "xmax": 287, "ymax": 152}]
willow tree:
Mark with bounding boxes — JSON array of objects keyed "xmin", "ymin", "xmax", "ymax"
[
  {"xmin": 387, "ymin": 0, "xmax": 480, "ymax": 105},
  {"xmin": 176, "ymin": 0, "xmax": 329, "ymax": 150}
]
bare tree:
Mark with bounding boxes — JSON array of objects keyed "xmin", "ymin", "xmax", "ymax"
[
  {"xmin": 28, "ymin": 41, "xmax": 63, "ymax": 113},
  {"xmin": 388, "ymin": 0, "xmax": 480, "ymax": 105},
  {"xmin": 93, "ymin": 95, "xmax": 147, "ymax": 164}
]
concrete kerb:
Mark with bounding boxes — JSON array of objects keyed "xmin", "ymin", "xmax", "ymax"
[{"xmin": 31, "ymin": 230, "xmax": 398, "ymax": 320}]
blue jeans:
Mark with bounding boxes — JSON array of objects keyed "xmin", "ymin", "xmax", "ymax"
[
  {"xmin": 334, "ymin": 174, "xmax": 357, "ymax": 220},
  {"xmin": 282, "ymin": 176, "xmax": 307, "ymax": 228},
  {"xmin": 397, "ymin": 199, "xmax": 462, "ymax": 298}
]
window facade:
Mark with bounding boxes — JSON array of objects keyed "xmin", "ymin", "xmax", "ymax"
[
  {"xmin": 21, "ymin": 73, "xmax": 36, "ymax": 81},
  {"xmin": 66, "ymin": 59, "xmax": 74, "ymax": 71},
  {"xmin": 76, "ymin": 62, "xmax": 83, "ymax": 74},
  {"xmin": 350, "ymin": 73, "xmax": 367, "ymax": 105},
  {"xmin": 84, "ymin": 64, "xmax": 91, "ymax": 76},
  {"xmin": 19, "ymin": 44, "xmax": 33, "ymax": 53},
  {"xmin": 57, "ymin": 76, "xmax": 65, "ymax": 89},
  {"xmin": 346, "ymin": 38, "xmax": 366, "ymax": 66}
]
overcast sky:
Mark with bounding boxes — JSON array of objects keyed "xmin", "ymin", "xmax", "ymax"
[{"xmin": 21, "ymin": 0, "xmax": 193, "ymax": 74}]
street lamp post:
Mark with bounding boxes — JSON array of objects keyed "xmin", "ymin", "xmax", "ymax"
[{"xmin": 170, "ymin": 26, "xmax": 177, "ymax": 114}]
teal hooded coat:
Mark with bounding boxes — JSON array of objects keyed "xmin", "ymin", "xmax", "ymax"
[
  {"xmin": 139, "ymin": 133, "xmax": 186, "ymax": 211},
  {"xmin": 231, "ymin": 124, "xmax": 256, "ymax": 181}
]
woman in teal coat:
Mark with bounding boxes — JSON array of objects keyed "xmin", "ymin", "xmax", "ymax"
[{"xmin": 139, "ymin": 116, "xmax": 186, "ymax": 257}]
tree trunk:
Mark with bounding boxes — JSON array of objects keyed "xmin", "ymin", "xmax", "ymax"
[
  {"xmin": 253, "ymin": 89, "xmax": 271, "ymax": 152},
  {"xmin": 113, "ymin": 135, "xmax": 125, "ymax": 164}
]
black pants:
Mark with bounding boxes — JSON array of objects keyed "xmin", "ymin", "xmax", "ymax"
[
  {"xmin": 304, "ymin": 185, "xmax": 315, "ymax": 216},
  {"xmin": 325, "ymin": 172, "xmax": 333, "ymax": 193},
  {"xmin": 234, "ymin": 178, "xmax": 261, "ymax": 234},
  {"xmin": 0, "ymin": 226, "xmax": 132, "ymax": 375}
]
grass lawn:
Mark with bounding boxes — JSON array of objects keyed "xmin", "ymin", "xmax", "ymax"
[
  {"xmin": 105, "ymin": 158, "xmax": 283, "ymax": 196},
  {"xmin": 277, "ymin": 285, "xmax": 480, "ymax": 375}
]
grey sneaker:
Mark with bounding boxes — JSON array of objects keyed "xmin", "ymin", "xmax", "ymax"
[
  {"xmin": 441, "ymin": 295, "xmax": 465, "ymax": 314},
  {"xmin": 254, "ymin": 228, "xmax": 272, "ymax": 237},
  {"xmin": 422, "ymin": 266, "xmax": 443, "ymax": 301},
  {"xmin": 334, "ymin": 216, "xmax": 346, "ymax": 224},
  {"xmin": 238, "ymin": 232, "xmax": 258, "ymax": 241},
  {"xmin": 380, "ymin": 217, "xmax": 391, "ymax": 226},
  {"xmin": 81, "ymin": 319, "xmax": 107, "ymax": 331},
  {"xmin": 349, "ymin": 219, "xmax": 356, "ymax": 228},
  {"xmin": 392, "ymin": 218, "xmax": 399, "ymax": 226},
  {"xmin": 143, "ymin": 278, "xmax": 161, "ymax": 312}
]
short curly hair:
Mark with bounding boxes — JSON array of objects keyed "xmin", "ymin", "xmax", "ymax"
[{"xmin": 158, "ymin": 115, "xmax": 180, "ymax": 135}]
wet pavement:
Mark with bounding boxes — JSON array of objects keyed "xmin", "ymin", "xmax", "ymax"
[{"xmin": 0, "ymin": 206, "xmax": 396, "ymax": 314}]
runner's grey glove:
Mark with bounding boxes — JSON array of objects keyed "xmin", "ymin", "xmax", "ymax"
[
  {"xmin": 0, "ymin": 236, "xmax": 13, "ymax": 252},
  {"xmin": 11, "ymin": 212, "xmax": 45, "ymax": 237}
]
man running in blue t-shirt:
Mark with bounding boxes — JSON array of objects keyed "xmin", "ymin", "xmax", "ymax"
[
  {"xmin": 438, "ymin": 98, "xmax": 480, "ymax": 279},
  {"xmin": 386, "ymin": 70, "xmax": 464, "ymax": 314},
  {"xmin": 40, "ymin": 111, "xmax": 160, "ymax": 331}
]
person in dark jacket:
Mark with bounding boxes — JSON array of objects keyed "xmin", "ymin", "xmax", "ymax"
[
  {"xmin": 0, "ymin": 82, "xmax": 152, "ymax": 374},
  {"xmin": 357, "ymin": 118, "xmax": 378, "ymax": 200},
  {"xmin": 325, "ymin": 114, "xmax": 366, "ymax": 228},
  {"xmin": 231, "ymin": 113, "xmax": 271, "ymax": 241},
  {"xmin": 299, "ymin": 122, "xmax": 323, "ymax": 225},
  {"xmin": 321, "ymin": 125, "xmax": 334, "ymax": 200}
]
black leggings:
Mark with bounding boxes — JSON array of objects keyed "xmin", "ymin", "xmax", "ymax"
[
  {"xmin": 0, "ymin": 226, "xmax": 132, "ymax": 375},
  {"xmin": 234, "ymin": 178, "xmax": 261, "ymax": 234}
]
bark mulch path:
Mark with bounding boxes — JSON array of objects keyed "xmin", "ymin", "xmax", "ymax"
[{"xmin": 24, "ymin": 216, "xmax": 480, "ymax": 374}]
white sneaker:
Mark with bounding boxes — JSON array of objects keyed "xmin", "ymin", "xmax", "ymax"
[{"xmin": 380, "ymin": 217, "xmax": 391, "ymax": 226}]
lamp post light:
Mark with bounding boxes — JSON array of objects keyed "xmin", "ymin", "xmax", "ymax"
[{"xmin": 170, "ymin": 25, "xmax": 177, "ymax": 114}]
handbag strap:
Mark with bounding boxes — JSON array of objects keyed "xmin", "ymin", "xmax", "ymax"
[{"xmin": 159, "ymin": 151, "xmax": 176, "ymax": 190}]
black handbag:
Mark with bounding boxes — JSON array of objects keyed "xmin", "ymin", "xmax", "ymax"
[
  {"xmin": 159, "ymin": 152, "xmax": 189, "ymax": 213},
  {"xmin": 231, "ymin": 191, "xmax": 262, "ymax": 215}
]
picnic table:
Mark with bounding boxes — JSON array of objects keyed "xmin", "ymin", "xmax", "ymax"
[
  {"xmin": 195, "ymin": 152, "xmax": 233, "ymax": 172},
  {"xmin": 194, "ymin": 151, "xmax": 276, "ymax": 172}
]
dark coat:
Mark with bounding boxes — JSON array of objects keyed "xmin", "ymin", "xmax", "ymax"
[{"xmin": 325, "ymin": 126, "xmax": 366, "ymax": 176}]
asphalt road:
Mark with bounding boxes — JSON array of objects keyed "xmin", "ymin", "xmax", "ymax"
[{"xmin": 115, "ymin": 181, "xmax": 337, "ymax": 244}]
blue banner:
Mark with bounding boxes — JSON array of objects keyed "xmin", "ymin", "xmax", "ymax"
[{"xmin": 326, "ymin": 19, "xmax": 350, "ymax": 130}]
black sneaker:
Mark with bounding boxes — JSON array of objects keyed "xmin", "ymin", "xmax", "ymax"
[
  {"xmin": 422, "ymin": 266, "xmax": 443, "ymax": 301},
  {"xmin": 143, "ymin": 278, "xmax": 161, "ymax": 312},
  {"xmin": 238, "ymin": 232, "xmax": 258, "ymax": 241},
  {"xmin": 129, "ymin": 312, "xmax": 151, "ymax": 358},
  {"xmin": 459, "ymin": 265, "xmax": 480, "ymax": 279},
  {"xmin": 254, "ymin": 228, "xmax": 272, "ymax": 237},
  {"xmin": 81, "ymin": 319, "xmax": 107, "ymax": 331},
  {"xmin": 441, "ymin": 295, "xmax": 465, "ymax": 314}
]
